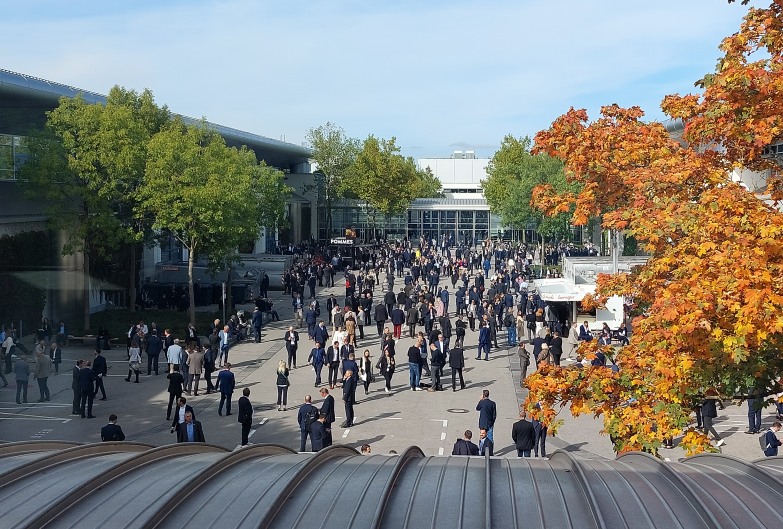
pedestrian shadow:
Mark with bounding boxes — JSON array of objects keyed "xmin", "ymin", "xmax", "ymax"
[
  {"xmin": 352, "ymin": 434, "xmax": 385, "ymax": 447},
  {"xmin": 356, "ymin": 410, "xmax": 400, "ymax": 425},
  {"xmin": 493, "ymin": 444, "xmax": 518, "ymax": 456}
]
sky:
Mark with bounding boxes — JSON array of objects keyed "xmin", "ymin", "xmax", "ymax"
[{"xmin": 1, "ymin": 0, "xmax": 764, "ymax": 158}]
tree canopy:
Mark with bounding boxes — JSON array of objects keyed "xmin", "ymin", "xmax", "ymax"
[
  {"xmin": 139, "ymin": 120, "xmax": 289, "ymax": 324},
  {"xmin": 525, "ymin": 1, "xmax": 783, "ymax": 455},
  {"xmin": 482, "ymin": 134, "xmax": 575, "ymax": 239}
]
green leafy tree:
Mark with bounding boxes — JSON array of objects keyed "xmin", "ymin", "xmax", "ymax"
[
  {"xmin": 140, "ymin": 120, "xmax": 287, "ymax": 325},
  {"xmin": 414, "ymin": 166, "xmax": 444, "ymax": 198},
  {"xmin": 351, "ymin": 136, "xmax": 420, "ymax": 237},
  {"xmin": 482, "ymin": 134, "xmax": 576, "ymax": 241},
  {"xmin": 21, "ymin": 88, "xmax": 168, "ymax": 328},
  {"xmin": 306, "ymin": 122, "xmax": 360, "ymax": 238}
]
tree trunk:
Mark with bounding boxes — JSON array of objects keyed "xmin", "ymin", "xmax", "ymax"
[
  {"xmin": 129, "ymin": 243, "xmax": 137, "ymax": 313},
  {"xmin": 326, "ymin": 195, "xmax": 333, "ymax": 241},
  {"xmin": 226, "ymin": 262, "xmax": 234, "ymax": 316},
  {"xmin": 83, "ymin": 248, "xmax": 91, "ymax": 332},
  {"xmin": 188, "ymin": 249, "xmax": 196, "ymax": 326}
]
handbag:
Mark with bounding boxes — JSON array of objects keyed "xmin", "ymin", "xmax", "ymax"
[{"xmin": 358, "ymin": 369, "xmax": 367, "ymax": 382}]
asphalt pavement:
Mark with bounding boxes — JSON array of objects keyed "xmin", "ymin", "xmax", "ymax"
[{"xmin": 0, "ymin": 275, "xmax": 776, "ymax": 461}]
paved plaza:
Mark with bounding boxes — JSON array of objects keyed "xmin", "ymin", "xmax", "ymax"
[{"xmin": 0, "ymin": 278, "xmax": 776, "ymax": 462}]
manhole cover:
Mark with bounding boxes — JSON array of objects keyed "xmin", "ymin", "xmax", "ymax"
[{"xmin": 446, "ymin": 408, "xmax": 470, "ymax": 414}]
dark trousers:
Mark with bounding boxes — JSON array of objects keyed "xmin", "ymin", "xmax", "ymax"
[
  {"xmin": 79, "ymin": 389, "xmax": 93, "ymax": 417},
  {"xmin": 451, "ymin": 368, "xmax": 464, "ymax": 389},
  {"xmin": 204, "ymin": 367, "xmax": 214, "ymax": 392},
  {"xmin": 36, "ymin": 377, "xmax": 50, "ymax": 400},
  {"xmin": 241, "ymin": 419, "xmax": 252, "ymax": 445},
  {"xmin": 287, "ymin": 347, "xmax": 297, "ymax": 368},
  {"xmin": 420, "ymin": 358, "xmax": 431, "ymax": 378},
  {"xmin": 254, "ymin": 325, "xmax": 262, "ymax": 343},
  {"xmin": 16, "ymin": 381, "xmax": 28, "ymax": 403},
  {"xmin": 94, "ymin": 376, "xmax": 106, "ymax": 399},
  {"xmin": 324, "ymin": 428, "xmax": 333, "ymax": 447},
  {"xmin": 408, "ymin": 324, "xmax": 416, "ymax": 337},
  {"xmin": 276, "ymin": 386, "xmax": 288, "ymax": 406},
  {"xmin": 376, "ymin": 322, "xmax": 384, "ymax": 336},
  {"xmin": 147, "ymin": 354, "xmax": 159, "ymax": 375},
  {"xmin": 432, "ymin": 365, "xmax": 443, "ymax": 389},
  {"xmin": 383, "ymin": 370, "xmax": 393, "ymax": 390},
  {"xmin": 314, "ymin": 363, "xmax": 323, "ymax": 385},
  {"xmin": 534, "ymin": 424, "xmax": 547, "ymax": 457},
  {"xmin": 328, "ymin": 362, "xmax": 339, "ymax": 387},
  {"xmin": 72, "ymin": 388, "xmax": 81, "ymax": 413},
  {"xmin": 344, "ymin": 401, "xmax": 354, "ymax": 426},
  {"xmin": 166, "ymin": 391, "xmax": 182, "ymax": 419},
  {"xmin": 517, "ymin": 449, "xmax": 532, "ymax": 457},
  {"xmin": 219, "ymin": 392, "xmax": 233, "ymax": 413},
  {"xmin": 300, "ymin": 429, "xmax": 311, "ymax": 452},
  {"xmin": 358, "ymin": 325, "xmax": 365, "ymax": 339}
]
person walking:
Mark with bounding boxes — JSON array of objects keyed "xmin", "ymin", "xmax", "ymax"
[
  {"xmin": 125, "ymin": 343, "xmax": 142, "ymax": 383},
  {"xmin": 476, "ymin": 389, "xmax": 497, "ymax": 442},
  {"xmin": 165, "ymin": 366, "xmax": 185, "ymax": 421},
  {"xmin": 327, "ymin": 340, "xmax": 341, "ymax": 389},
  {"xmin": 701, "ymin": 389, "xmax": 726, "ymax": 447},
  {"xmin": 407, "ymin": 341, "xmax": 421, "ymax": 391},
  {"xmin": 359, "ymin": 350, "xmax": 373, "ymax": 395},
  {"xmin": 14, "ymin": 356, "xmax": 30, "ymax": 405},
  {"xmin": 341, "ymin": 370, "xmax": 356, "ymax": 428},
  {"xmin": 170, "ymin": 397, "xmax": 195, "ymax": 434},
  {"xmin": 101, "ymin": 414, "xmax": 126, "ymax": 442},
  {"xmin": 78, "ymin": 360, "xmax": 96, "ymax": 418},
  {"xmin": 378, "ymin": 347, "xmax": 395, "ymax": 393},
  {"xmin": 176, "ymin": 411, "xmax": 206, "ymax": 443},
  {"xmin": 284, "ymin": 326, "xmax": 300, "ymax": 369},
  {"xmin": 93, "ymin": 348, "xmax": 108, "ymax": 399},
  {"xmin": 145, "ymin": 329, "xmax": 162, "ymax": 375},
  {"xmin": 512, "ymin": 410, "xmax": 535, "ymax": 457},
  {"xmin": 319, "ymin": 387, "xmax": 335, "ymax": 447},
  {"xmin": 49, "ymin": 341, "xmax": 62, "ymax": 374},
  {"xmin": 449, "ymin": 346, "xmax": 465, "ymax": 391},
  {"xmin": 452, "ymin": 430, "xmax": 479, "ymax": 455},
  {"xmin": 308, "ymin": 342, "xmax": 326, "ymax": 387},
  {"xmin": 216, "ymin": 363, "xmax": 236, "ymax": 416},
  {"xmin": 186, "ymin": 346, "xmax": 204, "ymax": 396},
  {"xmin": 477, "ymin": 322, "xmax": 490, "ymax": 360},
  {"xmin": 275, "ymin": 360, "xmax": 290, "ymax": 411},
  {"xmin": 238, "ymin": 388, "xmax": 253, "ymax": 446},
  {"xmin": 297, "ymin": 395, "xmax": 319, "ymax": 452},
  {"xmin": 33, "ymin": 348, "xmax": 52, "ymax": 402}
]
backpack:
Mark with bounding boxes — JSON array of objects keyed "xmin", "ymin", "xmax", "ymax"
[
  {"xmin": 305, "ymin": 408, "xmax": 319, "ymax": 429},
  {"xmin": 759, "ymin": 432, "xmax": 769, "ymax": 452}
]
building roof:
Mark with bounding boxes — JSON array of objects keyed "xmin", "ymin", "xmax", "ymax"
[
  {"xmin": 0, "ymin": 69, "xmax": 312, "ymax": 170},
  {"xmin": 2, "ymin": 441, "xmax": 782, "ymax": 529},
  {"xmin": 410, "ymin": 197, "xmax": 489, "ymax": 210}
]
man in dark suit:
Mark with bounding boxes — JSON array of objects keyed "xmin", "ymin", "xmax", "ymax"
[
  {"xmin": 477, "ymin": 323, "xmax": 490, "ymax": 360},
  {"xmin": 92, "ymin": 349, "xmax": 108, "ymax": 400},
  {"xmin": 319, "ymin": 387, "xmax": 335, "ymax": 447},
  {"xmin": 284, "ymin": 327, "xmax": 299, "ymax": 369},
  {"xmin": 176, "ymin": 411, "xmax": 206, "ymax": 443},
  {"xmin": 429, "ymin": 334, "xmax": 446, "ymax": 391},
  {"xmin": 452, "ymin": 430, "xmax": 479, "ymax": 455},
  {"xmin": 310, "ymin": 415, "xmax": 328, "ymax": 452},
  {"xmin": 216, "ymin": 363, "xmax": 236, "ymax": 416},
  {"xmin": 478, "ymin": 428, "xmax": 494, "ymax": 456},
  {"xmin": 238, "ymin": 387, "xmax": 253, "ymax": 446},
  {"xmin": 170, "ymin": 397, "xmax": 196, "ymax": 433},
  {"xmin": 512, "ymin": 410, "xmax": 535, "ymax": 457},
  {"xmin": 476, "ymin": 389, "xmax": 497, "ymax": 442},
  {"xmin": 449, "ymin": 346, "xmax": 465, "ymax": 391},
  {"xmin": 341, "ymin": 370, "xmax": 356, "ymax": 428},
  {"xmin": 101, "ymin": 414, "xmax": 126, "ymax": 442},
  {"xmin": 297, "ymin": 395, "xmax": 319, "ymax": 452},
  {"xmin": 79, "ymin": 360, "xmax": 96, "ymax": 418},
  {"xmin": 374, "ymin": 303, "xmax": 388, "ymax": 337},
  {"xmin": 145, "ymin": 330, "xmax": 162, "ymax": 375}
]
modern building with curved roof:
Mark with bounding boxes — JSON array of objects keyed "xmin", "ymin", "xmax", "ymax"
[{"xmin": 1, "ymin": 441, "xmax": 782, "ymax": 529}]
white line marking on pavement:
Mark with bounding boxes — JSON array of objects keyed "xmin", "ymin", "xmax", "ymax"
[
  {"xmin": 438, "ymin": 447, "xmax": 444, "ymax": 456},
  {"xmin": 248, "ymin": 429, "xmax": 257, "ymax": 438},
  {"xmin": 0, "ymin": 403, "xmax": 72, "ymax": 408},
  {"xmin": 430, "ymin": 419, "xmax": 448, "ymax": 427},
  {"xmin": 259, "ymin": 418, "xmax": 268, "ymax": 425},
  {"xmin": 342, "ymin": 430, "xmax": 350, "ymax": 438},
  {"xmin": 440, "ymin": 432, "xmax": 446, "ymax": 441},
  {"xmin": 0, "ymin": 413, "xmax": 71, "ymax": 423}
]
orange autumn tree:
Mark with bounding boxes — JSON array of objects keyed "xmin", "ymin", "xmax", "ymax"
[{"xmin": 525, "ymin": 108, "xmax": 783, "ymax": 453}]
